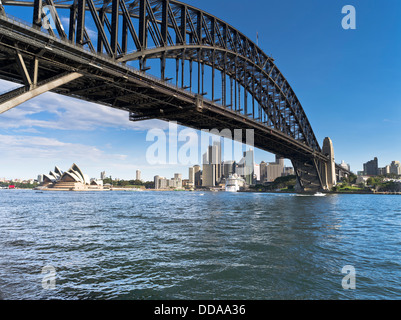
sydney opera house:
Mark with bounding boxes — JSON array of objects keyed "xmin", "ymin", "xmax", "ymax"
[{"xmin": 38, "ymin": 164, "xmax": 103, "ymax": 191}]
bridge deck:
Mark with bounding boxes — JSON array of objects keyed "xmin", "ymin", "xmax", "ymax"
[{"xmin": 0, "ymin": 13, "xmax": 327, "ymax": 165}]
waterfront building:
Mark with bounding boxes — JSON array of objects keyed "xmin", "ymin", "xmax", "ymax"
[
  {"xmin": 363, "ymin": 157, "xmax": 379, "ymax": 176},
  {"xmin": 90, "ymin": 180, "xmax": 103, "ymax": 188},
  {"xmin": 154, "ymin": 175, "xmax": 161, "ymax": 189},
  {"xmin": 154, "ymin": 174, "xmax": 182, "ymax": 189},
  {"xmin": 159, "ymin": 177, "xmax": 168, "ymax": 189},
  {"xmin": 390, "ymin": 161, "xmax": 401, "ymax": 175},
  {"xmin": 173, "ymin": 173, "xmax": 183, "ymax": 188},
  {"xmin": 378, "ymin": 166, "xmax": 390, "ymax": 176},
  {"xmin": 266, "ymin": 155, "xmax": 285, "ymax": 182},
  {"xmin": 154, "ymin": 175, "xmax": 169, "ymax": 189},
  {"xmin": 38, "ymin": 164, "xmax": 97, "ymax": 190},
  {"xmin": 202, "ymin": 162, "xmax": 216, "ymax": 187}
]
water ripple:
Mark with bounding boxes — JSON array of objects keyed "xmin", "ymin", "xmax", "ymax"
[{"xmin": 1, "ymin": 190, "xmax": 401, "ymax": 299}]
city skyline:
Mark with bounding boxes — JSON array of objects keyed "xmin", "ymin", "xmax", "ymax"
[
  {"xmin": 1, "ymin": 143, "xmax": 400, "ymax": 182},
  {"xmin": 0, "ymin": 0, "xmax": 400, "ymax": 181}
]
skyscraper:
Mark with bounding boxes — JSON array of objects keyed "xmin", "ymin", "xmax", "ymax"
[
  {"xmin": 238, "ymin": 148, "xmax": 254, "ymax": 185},
  {"xmin": 266, "ymin": 155, "xmax": 284, "ymax": 182},
  {"xmin": 136, "ymin": 170, "xmax": 141, "ymax": 181},
  {"xmin": 193, "ymin": 165, "xmax": 202, "ymax": 187},
  {"xmin": 154, "ymin": 175, "xmax": 161, "ymax": 189},
  {"xmin": 260, "ymin": 161, "xmax": 268, "ymax": 183},
  {"xmin": 253, "ymin": 163, "xmax": 260, "ymax": 182},
  {"xmin": 213, "ymin": 141, "xmax": 222, "ymax": 182},
  {"xmin": 222, "ymin": 160, "xmax": 235, "ymax": 178},
  {"xmin": 390, "ymin": 161, "xmax": 401, "ymax": 175},
  {"xmin": 363, "ymin": 157, "xmax": 379, "ymax": 176},
  {"xmin": 202, "ymin": 142, "xmax": 222, "ymax": 187},
  {"xmin": 188, "ymin": 167, "xmax": 195, "ymax": 187}
]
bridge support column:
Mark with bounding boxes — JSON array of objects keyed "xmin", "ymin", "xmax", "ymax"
[
  {"xmin": 321, "ymin": 137, "xmax": 336, "ymax": 190},
  {"xmin": 293, "ymin": 158, "xmax": 324, "ymax": 192},
  {"xmin": 0, "ymin": 72, "xmax": 83, "ymax": 114}
]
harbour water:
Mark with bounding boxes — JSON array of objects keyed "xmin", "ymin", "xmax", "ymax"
[{"xmin": 1, "ymin": 189, "xmax": 401, "ymax": 300}]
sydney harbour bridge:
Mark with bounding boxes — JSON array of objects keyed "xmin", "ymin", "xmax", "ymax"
[{"xmin": 0, "ymin": 0, "xmax": 348, "ymax": 191}]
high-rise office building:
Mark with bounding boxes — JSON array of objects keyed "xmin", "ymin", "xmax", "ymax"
[
  {"xmin": 379, "ymin": 166, "xmax": 390, "ymax": 176},
  {"xmin": 154, "ymin": 175, "xmax": 161, "ymax": 189},
  {"xmin": 390, "ymin": 161, "xmax": 401, "ymax": 175},
  {"xmin": 202, "ymin": 142, "xmax": 222, "ymax": 187},
  {"xmin": 188, "ymin": 167, "xmax": 195, "ymax": 187},
  {"xmin": 213, "ymin": 141, "xmax": 222, "ymax": 182},
  {"xmin": 136, "ymin": 170, "xmax": 141, "ymax": 181},
  {"xmin": 100, "ymin": 171, "xmax": 106, "ymax": 180},
  {"xmin": 260, "ymin": 161, "xmax": 268, "ymax": 183},
  {"xmin": 253, "ymin": 163, "xmax": 260, "ymax": 182},
  {"xmin": 202, "ymin": 164, "xmax": 216, "ymax": 187},
  {"xmin": 237, "ymin": 149, "xmax": 254, "ymax": 185},
  {"xmin": 159, "ymin": 178, "xmax": 168, "ymax": 189},
  {"xmin": 260, "ymin": 155, "xmax": 284, "ymax": 182},
  {"xmin": 222, "ymin": 160, "xmax": 235, "ymax": 178},
  {"xmin": 363, "ymin": 157, "xmax": 379, "ymax": 176},
  {"xmin": 173, "ymin": 173, "xmax": 183, "ymax": 188},
  {"xmin": 193, "ymin": 165, "xmax": 202, "ymax": 187}
]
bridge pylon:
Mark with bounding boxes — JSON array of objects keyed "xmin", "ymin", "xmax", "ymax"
[{"xmin": 320, "ymin": 137, "xmax": 337, "ymax": 191}]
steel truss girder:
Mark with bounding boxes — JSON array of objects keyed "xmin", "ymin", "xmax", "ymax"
[
  {"xmin": 2, "ymin": 0, "xmax": 320, "ymax": 152},
  {"xmin": 292, "ymin": 158, "xmax": 325, "ymax": 192},
  {"xmin": 0, "ymin": 0, "xmax": 345, "ymax": 193},
  {"xmin": 120, "ymin": 45, "xmax": 299, "ymax": 137},
  {"xmin": 0, "ymin": 71, "xmax": 83, "ymax": 114}
]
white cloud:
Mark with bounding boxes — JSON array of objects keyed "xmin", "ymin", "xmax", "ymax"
[
  {"xmin": 0, "ymin": 80, "xmax": 169, "ymax": 132},
  {"xmin": 0, "ymin": 134, "xmax": 127, "ymax": 161}
]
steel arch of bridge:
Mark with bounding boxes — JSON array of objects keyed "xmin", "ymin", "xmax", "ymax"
[
  {"xmin": 1, "ymin": 0, "xmax": 320, "ymax": 152},
  {"xmin": 0, "ymin": 0, "xmax": 346, "ymax": 191}
]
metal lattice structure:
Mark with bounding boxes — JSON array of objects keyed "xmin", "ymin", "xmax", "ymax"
[{"xmin": 0, "ymin": 0, "xmax": 348, "ymax": 191}]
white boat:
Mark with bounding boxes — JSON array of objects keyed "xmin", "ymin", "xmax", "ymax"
[
  {"xmin": 314, "ymin": 192, "xmax": 326, "ymax": 196},
  {"xmin": 225, "ymin": 174, "xmax": 245, "ymax": 192}
]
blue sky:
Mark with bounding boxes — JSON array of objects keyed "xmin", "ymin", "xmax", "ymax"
[{"xmin": 1, "ymin": 0, "xmax": 400, "ymax": 181}]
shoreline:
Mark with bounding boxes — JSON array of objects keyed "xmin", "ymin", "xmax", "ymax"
[
  {"xmin": 243, "ymin": 190, "xmax": 401, "ymax": 195},
  {"xmin": 2, "ymin": 188, "xmax": 401, "ymax": 195}
]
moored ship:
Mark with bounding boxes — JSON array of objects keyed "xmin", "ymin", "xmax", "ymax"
[{"xmin": 225, "ymin": 174, "xmax": 245, "ymax": 192}]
